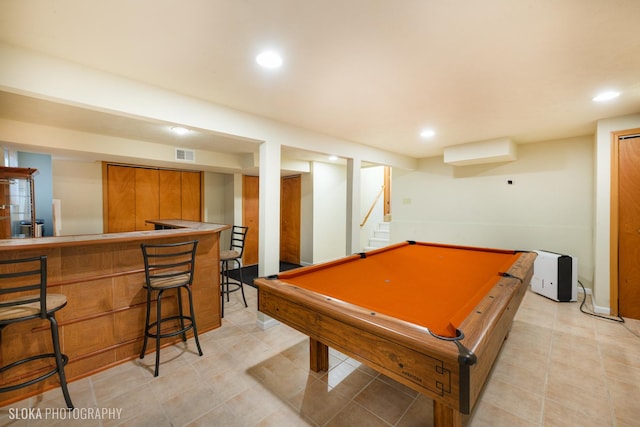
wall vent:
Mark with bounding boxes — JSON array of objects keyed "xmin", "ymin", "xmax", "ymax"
[{"xmin": 175, "ymin": 148, "xmax": 195, "ymax": 162}]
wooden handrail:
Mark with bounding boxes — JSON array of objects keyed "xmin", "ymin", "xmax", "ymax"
[{"xmin": 360, "ymin": 185, "xmax": 385, "ymax": 227}]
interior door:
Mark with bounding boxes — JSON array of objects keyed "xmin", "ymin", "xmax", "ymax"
[
  {"xmin": 242, "ymin": 175, "xmax": 259, "ymax": 266},
  {"xmin": 242, "ymin": 174, "xmax": 302, "ymax": 266},
  {"xmin": 280, "ymin": 175, "xmax": 301, "ymax": 264},
  {"xmin": 618, "ymin": 134, "xmax": 640, "ymax": 319}
]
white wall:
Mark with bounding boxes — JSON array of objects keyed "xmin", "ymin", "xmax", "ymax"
[
  {"xmin": 52, "ymin": 159, "xmax": 103, "ymax": 235},
  {"xmin": 391, "ymin": 136, "xmax": 594, "ymax": 287},
  {"xmin": 311, "ymin": 161, "xmax": 347, "ymax": 263},
  {"xmin": 300, "ymin": 172, "xmax": 314, "ymax": 265}
]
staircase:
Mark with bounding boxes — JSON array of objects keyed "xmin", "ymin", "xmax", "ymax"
[{"xmin": 366, "ymin": 222, "xmax": 390, "ymax": 250}]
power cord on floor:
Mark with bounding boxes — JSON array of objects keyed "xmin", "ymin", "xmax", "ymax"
[{"xmin": 579, "ymin": 281, "xmax": 640, "ymax": 339}]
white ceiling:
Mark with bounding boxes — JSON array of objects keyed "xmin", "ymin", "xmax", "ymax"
[{"xmin": 1, "ymin": 0, "xmax": 639, "ymax": 160}]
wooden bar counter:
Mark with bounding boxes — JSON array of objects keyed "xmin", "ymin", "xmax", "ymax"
[{"xmin": 0, "ymin": 221, "xmax": 230, "ymax": 406}]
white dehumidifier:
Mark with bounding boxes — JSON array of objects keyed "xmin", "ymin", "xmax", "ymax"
[{"xmin": 531, "ymin": 250, "xmax": 577, "ymax": 302}]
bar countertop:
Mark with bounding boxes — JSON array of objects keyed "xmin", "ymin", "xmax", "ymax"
[{"xmin": 0, "ymin": 220, "xmax": 231, "ymax": 251}]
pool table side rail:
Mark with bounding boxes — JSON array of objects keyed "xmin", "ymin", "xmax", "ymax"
[
  {"xmin": 256, "ymin": 277, "xmax": 466, "ymax": 411},
  {"xmin": 460, "ymin": 251, "xmax": 536, "ymax": 410}
]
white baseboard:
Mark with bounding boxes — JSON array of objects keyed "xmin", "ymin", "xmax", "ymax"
[
  {"xmin": 256, "ymin": 312, "xmax": 279, "ymax": 330},
  {"xmin": 577, "ymin": 285, "xmax": 611, "ymax": 315}
]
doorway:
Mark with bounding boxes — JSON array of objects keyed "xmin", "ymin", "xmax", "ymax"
[
  {"xmin": 611, "ymin": 129, "xmax": 640, "ymax": 319},
  {"xmin": 241, "ymin": 174, "xmax": 301, "ymax": 267}
]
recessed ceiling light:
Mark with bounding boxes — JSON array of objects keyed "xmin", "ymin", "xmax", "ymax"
[
  {"xmin": 420, "ymin": 129, "xmax": 436, "ymax": 139},
  {"xmin": 256, "ymin": 50, "xmax": 283, "ymax": 69},
  {"xmin": 171, "ymin": 126, "xmax": 190, "ymax": 135},
  {"xmin": 592, "ymin": 91, "xmax": 620, "ymax": 102}
]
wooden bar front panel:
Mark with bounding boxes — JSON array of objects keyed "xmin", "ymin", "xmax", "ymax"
[{"xmin": 0, "ymin": 227, "xmax": 224, "ymax": 406}]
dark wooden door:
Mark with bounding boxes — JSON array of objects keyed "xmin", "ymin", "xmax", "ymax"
[
  {"xmin": 280, "ymin": 175, "xmax": 301, "ymax": 264},
  {"xmin": 242, "ymin": 175, "xmax": 260, "ymax": 266},
  {"xmin": 242, "ymin": 174, "xmax": 302, "ymax": 266},
  {"xmin": 618, "ymin": 135, "xmax": 640, "ymax": 319}
]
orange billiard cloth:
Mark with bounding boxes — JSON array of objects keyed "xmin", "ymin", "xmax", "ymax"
[{"xmin": 277, "ymin": 242, "xmax": 520, "ymax": 338}]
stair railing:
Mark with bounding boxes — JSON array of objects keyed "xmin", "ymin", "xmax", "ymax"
[{"xmin": 360, "ymin": 185, "xmax": 385, "ymax": 227}]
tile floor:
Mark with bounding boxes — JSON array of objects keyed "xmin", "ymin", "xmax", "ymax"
[{"xmin": 1, "ymin": 285, "xmax": 639, "ymax": 426}]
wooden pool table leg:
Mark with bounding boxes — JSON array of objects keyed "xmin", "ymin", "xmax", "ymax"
[
  {"xmin": 433, "ymin": 401, "xmax": 463, "ymax": 427},
  {"xmin": 309, "ymin": 338, "xmax": 329, "ymax": 372}
]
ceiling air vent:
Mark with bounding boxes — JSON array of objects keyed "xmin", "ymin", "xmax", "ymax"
[{"xmin": 175, "ymin": 148, "xmax": 195, "ymax": 162}]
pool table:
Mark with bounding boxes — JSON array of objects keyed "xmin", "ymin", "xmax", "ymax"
[{"xmin": 254, "ymin": 241, "xmax": 536, "ymax": 427}]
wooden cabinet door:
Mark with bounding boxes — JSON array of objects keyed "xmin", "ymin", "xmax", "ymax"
[
  {"xmin": 104, "ymin": 164, "xmax": 202, "ymax": 233},
  {"xmin": 105, "ymin": 164, "xmax": 136, "ymax": 232},
  {"xmin": 135, "ymin": 167, "xmax": 159, "ymax": 231},
  {"xmin": 159, "ymin": 169, "xmax": 182, "ymax": 219},
  {"xmin": 181, "ymin": 171, "xmax": 202, "ymax": 221}
]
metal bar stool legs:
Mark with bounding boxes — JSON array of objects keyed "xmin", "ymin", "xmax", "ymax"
[
  {"xmin": 139, "ymin": 241, "xmax": 203, "ymax": 377},
  {"xmin": 220, "ymin": 258, "xmax": 248, "ymax": 318},
  {"xmin": 0, "ymin": 256, "xmax": 73, "ymax": 409},
  {"xmin": 220, "ymin": 225, "xmax": 249, "ymax": 318},
  {"xmin": 48, "ymin": 315, "xmax": 74, "ymax": 408}
]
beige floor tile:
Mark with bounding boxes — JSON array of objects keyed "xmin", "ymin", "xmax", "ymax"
[
  {"xmin": 542, "ymin": 398, "xmax": 614, "ymax": 427},
  {"xmin": 480, "ymin": 376, "xmax": 543, "ymax": 424},
  {"xmin": 185, "ymin": 403, "xmax": 245, "ymax": 427},
  {"xmin": 325, "ymin": 401, "xmax": 389, "ymax": 427},
  {"xmin": 148, "ymin": 363, "xmax": 204, "ymax": 403},
  {"xmin": 1, "ymin": 288, "xmax": 635, "ymax": 427},
  {"xmin": 318, "ymin": 361, "xmax": 376, "ymax": 399},
  {"xmin": 607, "ymin": 377, "xmax": 640, "ymax": 422},
  {"xmin": 160, "ymin": 383, "xmax": 223, "ymax": 427},
  {"xmin": 226, "ymin": 383, "xmax": 296, "ymax": 426},
  {"xmin": 254, "ymin": 404, "xmax": 315, "ymax": 427},
  {"xmin": 289, "ymin": 377, "xmax": 352, "ymax": 425},
  {"xmin": 354, "ymin": 377, "xmax": 415, "ymax": 425},
  {"xmin": 470, "ymin": 400, "xmax": 538, "ymax": 427},
  {"xmin": 396, "ymin": 394, "xmax": 433, "ymax": 427},
  {"xmin": 247, "ymin": 353, "xmax": 314, "ymax": 400}
]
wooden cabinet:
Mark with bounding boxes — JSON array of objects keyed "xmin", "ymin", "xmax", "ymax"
[
  {"xmin": 0, "ymin": 167, "xmax": 37, "ymax": 239},
  {"xmin": 103, "ymin": 163, "xmax": 202, "ymax": 233}
]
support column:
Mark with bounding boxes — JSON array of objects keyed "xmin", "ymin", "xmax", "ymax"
[
  {"xmin": 256, "ymin": 140, "xmax": 281, "ymax": 330},
  {"xmin": 346, "ymin": 157, "xmax": 361, "ymax": 255}
]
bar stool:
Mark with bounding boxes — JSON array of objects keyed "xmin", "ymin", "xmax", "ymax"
[
  {"xmin": 220, "ymin": 225, "xmax": 249, "ymax": 318},
  {"xmin": 140, "ymin": 240, "xmax": 203, "ymax": 377},
  {"xmin": 0, "ymin": 255, "xmax": 73, "ymax": 408}
]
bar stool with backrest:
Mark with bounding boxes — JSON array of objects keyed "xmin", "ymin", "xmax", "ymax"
[
  {"xmin": 140, "ymin": 240, "xmax": 203, "ymax": 377},
  {"xmin": 0, "ymin": 255, "xmax": 73, "ymax": 408},
  {"xmin": 220, "ymin": 225, "xmax": 249, "ymax": 318}
]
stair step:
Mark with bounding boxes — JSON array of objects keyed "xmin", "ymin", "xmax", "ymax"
[
  {"xmin": 377, "ymin": 222, "xmax": 390, "ymax": 232},
  {"xmin": 368, "ymin": 237, "xmax": 389, "ymax": 248}
]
